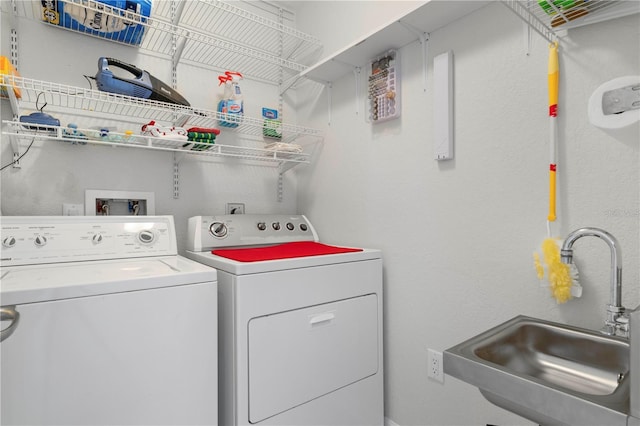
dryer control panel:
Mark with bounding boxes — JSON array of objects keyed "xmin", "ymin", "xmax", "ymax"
[
  {"xmin": 187, "ymin": 214, "xmax": 318, "ymax": 252},
  {"xmin": 1, "ymin": 216, "xmax": 177, "ymax": 266}
]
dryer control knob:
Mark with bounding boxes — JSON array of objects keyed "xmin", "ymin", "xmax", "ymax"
[
  {"xmin": 209, "ymin": 222, "xmax": 228, "ymax": 238},
  {"xmin": 92, "ymin": 233, "xmax": 104, "ymax": 244},
  {"xmin": 2, "ymin": 236, "xmax": 16, "ymax": 248},
  {"xmin": 257, "ymin": 222, "xmax": 267, "ymax": 231},
  {"xmin": 138, "ymin": 230, "xmax": 156, "ymax": 245},
  {"xmin": 286, "ymin": 222, "xmax": 294, "ymax": 231},
  {"xmin": 272, "ymin": 222, "xmax": 281, "ymax": 231},
  {"xmin": 34, "ymin": 235, "xmax": 48, "ymax": 247}
]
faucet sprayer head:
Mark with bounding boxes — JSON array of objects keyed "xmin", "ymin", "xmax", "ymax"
[{"xmin": 560, "ymin": 249, "xmax": 573, "ymax": 264}]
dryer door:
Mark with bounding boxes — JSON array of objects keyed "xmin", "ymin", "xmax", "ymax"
[{"xmin": 247, "ymin": 294, "xmax": 379, "ymax": 423}]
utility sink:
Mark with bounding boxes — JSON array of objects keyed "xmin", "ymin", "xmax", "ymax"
[{"xmin": 444, "ymin": 315, "xmax": 631, "ymax": 426}]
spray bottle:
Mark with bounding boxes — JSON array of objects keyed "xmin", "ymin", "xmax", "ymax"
[{"xmin": 217, "ymin": 71, "xmax": 243, "ymax": 128}]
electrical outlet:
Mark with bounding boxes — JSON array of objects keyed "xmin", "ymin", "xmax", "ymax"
[
  {"xmin": 427, "ymin": 349, "xmax": 444, "ymax": 383},
  {"xmin": 226, "ymin": 203, "xmax": 245, "ymax": 214},
  {"xmin": 62, "ymin": 203, "xmax": 84, "ymax": 216}
]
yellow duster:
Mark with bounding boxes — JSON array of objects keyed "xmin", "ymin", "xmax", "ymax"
[{"xmin": 534, "ymin": 237, "xmax": 580, "ymax": 303}]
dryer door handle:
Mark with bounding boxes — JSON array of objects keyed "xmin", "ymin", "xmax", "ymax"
[
  {"xmin": 309, "ymin": 312, "xmax": 335, "ymax": 326},
  {"xmin": 0, "ymin": 306, "xmax": 20, "ymax": 342}
]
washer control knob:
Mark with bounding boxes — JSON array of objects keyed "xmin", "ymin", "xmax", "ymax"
[
  {"xmin": 2, "ymin": 236, "xmax": 16, "ymax": 248},
  {"xmin": 92, "ymin": 233, "xmax": 103, "ymax": 244},
  {"xmin": 300, "ymin": 224, "xmax": 308, "ymax": 232},
  {"xmin": 209, "ymin": 222, "xmax": 228, "ymax": 238},
  {"xmin": 34, "ymin": 235, "xmax": 48, "ymax": 247},
  {"xmin": 286, "ymin": 222, "xmax": 294, "ymax": 231},
  {"xmin": 138, "ymin": 230, "xmax": 155, "ymax": 244},
  {"xmin": 272, "ymin": 222, "xmax": 281, "ymax": 231},
  {"xmin": 257, "ymin": 222, "xmax": 267, "ymax": 231}
]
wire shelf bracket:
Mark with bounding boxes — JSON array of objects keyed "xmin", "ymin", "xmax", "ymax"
[
  {"xmin": 502, "ymin": 0, "xmax": 557, "ymax": 44},
  {"xmin": 501, "ymin": 0, "xmax": 639, "ymax": 45}
]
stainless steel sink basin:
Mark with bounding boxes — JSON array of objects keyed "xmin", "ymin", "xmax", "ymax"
[
  {"xmin": 474, "ymin": 317, "xmax": 628, "ymax": 396},
  {"xmin": 444, "ymin": 315, "xmax": 631, "ymax": 426}
]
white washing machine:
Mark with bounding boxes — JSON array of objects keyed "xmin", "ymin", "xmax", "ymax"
[
  {"xmin": 0, "ymin": 216, "xmax": 218, "ymax": 425},
  {"xmin": 185, "ymin": 214, "xmax": 383, "ymax": 426}
]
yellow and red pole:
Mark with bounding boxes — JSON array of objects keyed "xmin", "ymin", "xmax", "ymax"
[{"xmin": 548, "ymin": 42, "xmax": 559, "ymax": 223}]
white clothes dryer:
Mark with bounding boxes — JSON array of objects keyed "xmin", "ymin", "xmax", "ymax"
[
  {"xmin": 1, "ymin": 216, "xmax": 218, "ymax": 426},
  {"xmin": 185, "ymin": 214, "xmax": 383, "ymax": 426}
]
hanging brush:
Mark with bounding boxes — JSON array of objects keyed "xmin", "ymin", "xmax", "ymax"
[{"xmin": 533, "ymin": 41, "xmax": 581, "ymax": 303}]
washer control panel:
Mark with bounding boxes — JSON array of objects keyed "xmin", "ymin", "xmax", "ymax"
[
  {"xmin": 187, "ymin": 214, "xmax": 318, "ymax": 252},
  {"xmin": 1, "ymin": 216, "xmax": 177, "ymax": 266}
]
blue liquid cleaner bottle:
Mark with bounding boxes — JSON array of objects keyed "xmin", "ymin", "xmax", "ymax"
[{"xmin": 217, "ymin": 71, "xmax": 243, "ymax": 128}]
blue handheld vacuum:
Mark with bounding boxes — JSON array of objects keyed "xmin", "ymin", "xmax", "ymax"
[{"xmin": 95, "ymin": 57, "xmax": 190, "ymax": 106}]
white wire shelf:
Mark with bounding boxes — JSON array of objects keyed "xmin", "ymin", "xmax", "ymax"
[
  {"xmin": 2, "ymin": 120, "xmax": 311, "ymax": 165},
  {"xmin": 12, "ymin": 0, "xmax": 323, "ymax": 86},
  {"xmin": 502, "ymin": 0, "xmax": 640, "ymax": 43},
  {"xmin": 1, "ymin": 75, "xmax": 324, "ymax": 144}
]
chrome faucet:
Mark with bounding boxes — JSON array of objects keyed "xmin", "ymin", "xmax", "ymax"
[{"xmin": 560, "ymin": 227, "xmax": 629, "ymax": 338}]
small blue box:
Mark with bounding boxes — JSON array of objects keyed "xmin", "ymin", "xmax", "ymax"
[
  {"xmin": 41, "ymin": 0, "xmax": 152, "ymax": 46},
  {"xmin": 262, "ymin": 108, "xmax": 278, "ymax": 120}
]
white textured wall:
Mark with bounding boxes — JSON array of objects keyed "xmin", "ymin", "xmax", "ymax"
[{"xmin": 294, "ymin": 1, "xmax": 640, "ymax": 425}]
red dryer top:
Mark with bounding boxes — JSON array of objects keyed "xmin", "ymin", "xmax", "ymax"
[{"xmin": 212, "ymin": 241, "xmax": 363, "ymax": 262}]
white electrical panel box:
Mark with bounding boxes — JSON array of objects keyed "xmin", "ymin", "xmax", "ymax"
[
  {"xmin": 368, "ymin": 49, "xmax": 400, "ymax": 123},
  {"xmin": 434, "ymin": 50, "xmax": 454, "ymax": 160},
  {"xmin": 85, "ymin": 190, "xmax": 155, "ymax": 216}
]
